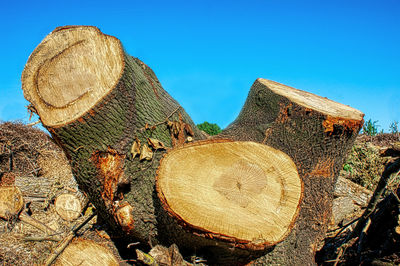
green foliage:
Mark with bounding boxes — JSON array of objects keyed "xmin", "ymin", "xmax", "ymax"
[
  {"xmin": 197, "ymin": 121, "xmax": 222, "ymax": 136},
  {"xmin": 362, "ymin": 119, "xmax": 380, "ymax": 136},
  {"xmin": 389, "ymin": 121, "xmax": 399, "ymax": 134},
  {"xmin": 343, "ymin": 163, "xmax": 353, "ymax": 173}
]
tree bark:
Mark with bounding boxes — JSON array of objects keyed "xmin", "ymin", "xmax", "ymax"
[
  {"xmin": 218, "ymin": 78, "xmax": 364, "ymax": 265},
  {"xmin": 22, "ymin": 26, "xmax": 364, "ymax": 265},
  {"xmin": 22, "ymin": 26, "xmax": 206, "ymax": 246}
]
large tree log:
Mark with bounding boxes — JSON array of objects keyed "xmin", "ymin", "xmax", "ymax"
[
  {"xmin": 22, "ymin": 25, "xmax": 206, "ymax": 245},
  {"xmin": 219, "ymin": 79, "xmax": 364, "ymax": 264},
  {"xmin": 21, "ymin": 26, "xmax": 364, "ymax": 265}
]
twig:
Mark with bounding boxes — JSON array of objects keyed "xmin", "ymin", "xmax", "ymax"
[
  {"xmin": 350, "ymin": 158, "xmax": 400, "ymax": 239},
  {"xmin": 357, "ymin": 217, "xmax": 371, "ymax": 259},
  {"xmin": 333, "ymin": 244, "xmax": 345, "ymax": 266},
  {"xmin": 19, "ymin": 211, "xmax": 60, "ymax": 240},
  {"xmin": 331, "ymin": 158, "xmax": 400, "ymax": 263},
  {"xmin": 324, "ymin": 217, "xmax": 360, "ymax": 246},
  {"xmin": 26, "ymin": 168, "xmax": 42, "ymax": 175},
  {"xmin": 9, "ymin": 150, "xmax": 13, "ymax": 171},
  {"xmin": 127, "ymin": 242, "xmax": 141, "ymax": 248},
  {"xmin": 23, "ymin": 235, "xmax": 60, "ymax": 242},
  {"xmin": 73, "ymin": 146, "xmax": 84, "ymax": 152},
  {"xmin": 24, "ymin": 196, "xmax": 48, "ymax": 202},
  {"xmin": 137, "ymin": 106, "xmax": 181, "ymax": 132},
  {"xmin": 44, "ymin": 212, "xmax": 96, "ymax": 266},
  {"xmin": 327, "ymin": 217, "xmax": 360, "ymax": 234},
  {"xmin": 391, "ymin": 190, "xmax": 400, "ymax": 204},
  {"xmin": 27, "ymin": 120, "xmax": 41, "ymax": 126}
]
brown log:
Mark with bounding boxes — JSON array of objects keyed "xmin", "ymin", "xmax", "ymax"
[
  {"xmin": 219, "ymin": 79, "xmax": 364, "ymax": 264},
  {"xmin": 21, "ymin": 26, "xmax": 364, "ymax": 265},
  {"xmin": 22, "ymin": 25, "xmax": 206, "ymax": 246}
]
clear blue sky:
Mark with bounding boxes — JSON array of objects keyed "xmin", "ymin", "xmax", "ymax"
[{"xmin": 1, "ymin": 0, "xmax": 399, "ymax": 131}]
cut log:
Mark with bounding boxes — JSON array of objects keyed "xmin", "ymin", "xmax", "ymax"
[
  {"xmin": 22, "ymin": 25, "xmax": 206, "ymax": 248},
  {"xmin": 156, "ymin": 140, "xmax": 302, "ymax": 250},
  {"xmin": 21, "ymin": 26, "xmax": 364, "ymax": 265},
  {"xmin": 219, "ymin": 78, "xmax": 364, "ymax": 264},
  {"xmin": 54, "ymin": 193, "xmax": 82, "ymax": 221},
  {"xmin": 53, "ymin": 238, "xmax": 119, "ymax": 266},
  {"xmin": 0, "ymin": 186, "xmax": 24, "ymax": 219}
]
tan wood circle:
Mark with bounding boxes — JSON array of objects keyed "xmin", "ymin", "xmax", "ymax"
[
  {"xmin": 22, "ymin": 26, "xmax": 124, "ymax": 126},
  {"xmin": 157, "ymin": 141, "xmax": 302, "ymax": 245}
]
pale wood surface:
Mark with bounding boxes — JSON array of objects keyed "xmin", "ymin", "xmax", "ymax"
[
  {"xmin": 22, "ymin": 26, "xmax": 124, "ymax": 126},
  {"xmin": 258, "ymin": 78, "xmax": 364, "ymax": 120},
  {"xmin": 157, "ymin": 140, "xmax": 302, "ymax": 246}
]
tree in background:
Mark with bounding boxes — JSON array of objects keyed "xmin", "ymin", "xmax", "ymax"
[
  {"xmin": 362, "ymin": 119, "xmax": 380, "ymax": 136},
  {"xmin": 197, "ymin": 121, "xmax": 222, "ymax": 135},
  {"xmin": 389, "ymin": 121, "xmax": 398, "ymax": 134},
  {"xmin": 389, "ymin": 121, "xmax": 399, "ymax": 140}
]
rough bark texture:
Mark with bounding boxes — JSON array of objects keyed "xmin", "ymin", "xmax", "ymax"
[
  {"xmin": 218, "ymin": 79, "xmax": 363, "ymax": 265},
  {"xmin": 52, "ymin": 54, "xmax": 205, "ymax": 242},
  {"xmin": 22, "ymin": 26, "xmax": 364, "ymax": 265},
  {"xmin": 22, "ymin": 27, "xmax": 205, "ymax": 247}
]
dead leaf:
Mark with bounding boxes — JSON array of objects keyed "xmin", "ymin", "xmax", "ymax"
[
  {"xmin": 177, "ymin": 113, "xmax": 186, "ymax": 147},
  {"xmin": 130, "ymin": 138, "xmax": 141, "ymax": 158},
  {"xmin": 140, "ymin": 144, "xmax": 153, "ymax": 161},
  {"xmin": 173, "ymin": 121, "xmax": 180, "ymax": 136},
  {"xmin": 184, "ymin": 124, "xmax": 194, "ymax": 136},
  {"xmin": 148, "ymin": 138, "xmax": 165, "ymax": 150}
]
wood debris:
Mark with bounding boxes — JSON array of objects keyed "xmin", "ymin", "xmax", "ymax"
[
  {"xmin": 130, "ymin": 138, "xmax": 141, "ymax": 158},
  {"xmin": 54, "ymin": 193, "xmax": 82, "ymax": 221},
  {"xmin": 148, "ymin": 138, "xmax": 165, "ymax": 150},
  {"xmin": 140, "ymin": 144, "xmax": 153, "ymax": 161}
]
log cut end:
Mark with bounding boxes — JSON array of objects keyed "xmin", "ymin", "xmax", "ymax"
[
  {"xmin": 22, "ymin": 26, "xmax": 124, "ymax": 127},
  {"xmin": 156, "ymin": 140, "xmax": 302, "ymax": 250},
  {"xmin": 257, "ymin": 78, "xmax": 364, "ymax": 121}
]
